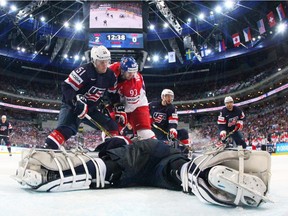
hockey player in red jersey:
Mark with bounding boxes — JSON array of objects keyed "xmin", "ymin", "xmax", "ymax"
[
  {"xmin": 45, "ymin": 45, "xmax": 119, "ymax": 149},
  {"xmin": 149, "ymin": 89, "xmax": 190, "ymax": 146},
  {"xmin": 0, "ymin": 115, "xmax": 13, "ymax": 156},
  {"xmin": 109, "ymin": 57, "xmax": 155, "ymax": 140},
  {"xmin": 217, "ymin": 96, "xmax": 246, "ymax": 148}
]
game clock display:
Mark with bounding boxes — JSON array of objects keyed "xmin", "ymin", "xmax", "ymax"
[{"xmin": 89, "ymin": 33, "xmax": 144, "ymax": 49}]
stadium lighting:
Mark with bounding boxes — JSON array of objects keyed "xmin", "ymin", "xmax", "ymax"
[
  {"xmin": 0, "ymin": 0, "xmax": 7, "ymax": 7},
  {"xmin": 64, "ymin": 21, "xmax": 70, "ymax": 28},
  {"xmin": 40, "ymin": 16, "xmax": 46, "ymax": 22},
  {"xmin": 257, "ymin": 35, "xmax": 261, "ymax": 39},
  {"xmin": 29, "ymin": 14, "xmax": 33, "ymax": 18},
  {"xmin": 163, "ymin": 22, "xmax": 169, "ymax": 28},
  {"xmin": 152, "ymin": 55, "xmax": 159, "ymax": 62},
  {"xmin": 278, "ymin": 68, "xmax": 282, "ymax": 71},
  {"xmin": 210, "ymin": 11, "xmax": 214, "ymax": 15},
  {"xmin": 149, "ymin": 24, "xmax": 155, "ymax": 30},
  {"xmin": 17, "ymin": 46, "xmax": 20, "ymax": 50},
  {"xmin": 74, "ymin": 55, "xmax": 79, "ymax": 60},
  {"xmin": 187, "ymin": 18, "xmax": 191, "ymax": 23},
  {"xmin": 10, "ymin": 4, "xmax": 17, "ymax": 12},
  {"xmin": 82, "ymin": 56, "xmax": 85, "ymax": 61},
  {"xmin": 147, "ymin": 56, "xmax": 151, "ymax": 61},
  {"xmin": 252, "ymin": 37, "xmax": 256, "ymax": 41},
  {"xmin": 206, "ymin": 49, "xmax": 212, "ymax": 55},
  {"xmin": 34, "ymin": 51, "xmax": 37, "ymax": 54},
  {"xmin": 63, "ymin": 54, "xmax": 68, "ymax": 59},
  {"xmin": 277, "ymin": 23, "xmax": 287, "ymax": 33},
  {"xmin": 75, "ymin": 22, "xmax": 83, "ymax": 31},
  {"xmin": 224, "ymin": 0, "xmax": 235, "ymax": 9},
  {"xmin": 214, "ymin": 6, "xmax": 222, "ymax": 13},
  {"xmin": 198, "ymin": 13, "xmax": 205, "ymax": 20},
  {"xmin": 164, "ymin": 55, "xmax": 168, "ymax": 60},
  {"xmin": 21, "ymin": 48, "xmax": 26, "ymax": 52}
]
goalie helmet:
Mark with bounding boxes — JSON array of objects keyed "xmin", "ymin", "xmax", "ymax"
[
  {"xmin": 161, "ymin": 89, "xmax": 174, "ymax": 100},
  {"xmin": 120, "ymin": 57, "xmax": 138, "ymax": 73},
  {"xmin": 91, "ymin": 45, "xmax": 111, "ymax": 62}
]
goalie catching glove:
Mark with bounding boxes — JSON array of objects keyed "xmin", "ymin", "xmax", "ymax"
[
  {"xmin": 73, "ymin": 94, "xmax": 88, "ymax": 119},
  {"xmin": 114, "ymin": 104, "xmax": 128, "ymax": 126}
]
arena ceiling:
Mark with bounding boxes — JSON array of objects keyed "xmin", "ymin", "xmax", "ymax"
[{"xmin": 0, "ymin": 1, "xmax": 286, "ymax": 72}]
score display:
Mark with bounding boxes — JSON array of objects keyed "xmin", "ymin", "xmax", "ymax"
[{"xmin": 88, "ymin": 32, "xmax": 144, "ymax": 49}]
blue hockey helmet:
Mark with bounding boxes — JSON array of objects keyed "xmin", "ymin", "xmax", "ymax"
[{"xmin": 120, "ymin": 57, "xmax": 138, "ymax": 73}]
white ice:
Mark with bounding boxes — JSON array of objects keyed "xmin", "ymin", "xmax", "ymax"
[{"xmin": 1, "ymin": 151, "xmax": 288, "ymax": 216}]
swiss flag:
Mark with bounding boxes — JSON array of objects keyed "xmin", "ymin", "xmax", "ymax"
[
  {"xmin": 232, "ymin": 33, "xmax": 240, "ymax": 47},
  {"xmin": 267, "ymin": 11, "xmax": 276, "ymax": 27}
]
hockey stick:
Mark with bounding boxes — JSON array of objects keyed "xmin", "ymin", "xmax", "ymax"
[
  {"xmin": 222, "ymin": 129, "xmax": 236, "ymax": 144},
  {"xmin": 85, "ymin": 114, "xmax": 113, "ymax": 138},
  {"xmin": 152, "ymin": 123, "xmax": 192, "ymax": 151}
]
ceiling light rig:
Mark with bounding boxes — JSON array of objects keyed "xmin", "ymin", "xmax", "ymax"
[{"xmin": 153, "ymin": 0, "xmax": 182, "ymax": 35}]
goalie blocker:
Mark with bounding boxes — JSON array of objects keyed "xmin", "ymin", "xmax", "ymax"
[{"xmin": 13, "ymin": 138, "xmax": 271, "ymax": 207}]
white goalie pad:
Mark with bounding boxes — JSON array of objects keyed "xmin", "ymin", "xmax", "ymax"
[
  {"xmin": 181, "ymin": 148, "xmax": 272, "ymax": 207},
  {"xmin": 12, "ymin": 148, "xmax": 106, "ymax": 192}
]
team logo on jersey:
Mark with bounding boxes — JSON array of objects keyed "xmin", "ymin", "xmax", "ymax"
[
  {"xmin": 84, "ymin": 86, "xmax": 106, "ymax": 102},
  {"xmin": 153, "ymin": 112, "xmax": 166, "ymax": 123},
  {"xmin": 227, "ymin": 116, "xmax": 239, "ymax": 127}
]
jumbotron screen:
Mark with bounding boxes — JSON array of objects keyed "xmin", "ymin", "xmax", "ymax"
[
  {"xmin": 89, "ymin": 1, "xmax": 143, "ymax": 29},
  {"xmin": 88, "ymin": 32, "xmax": 144, "ymax": 49}
]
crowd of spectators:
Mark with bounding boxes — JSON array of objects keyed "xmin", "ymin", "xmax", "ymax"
[
  {"xmin": 188, "ymin": 98, "xmax": 288, "ymax": 149},
  {"xmin": 1, "ymin": 97, "xmax": 286, "ymax": 151},
  {"xmin": 1, "ymin": 58, "xmax": 287, "ymax": 108}
]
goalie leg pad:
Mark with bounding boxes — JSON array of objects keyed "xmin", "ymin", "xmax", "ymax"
[
  {"xmin": 13, "ymin": 149, "xmax": 107, "ymax": 192},
  {"xmin": 208, "ymin": 165, "xmax": 267, "ymax": 207}
]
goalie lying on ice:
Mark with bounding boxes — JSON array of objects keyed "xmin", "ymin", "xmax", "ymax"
[{"xmin": 13, "ymin": 137, "xmax": 272, "ymax": 207}]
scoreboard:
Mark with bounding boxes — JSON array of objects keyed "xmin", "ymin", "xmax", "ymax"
[{"xmin": 88, "ymin": 32, "xmax": 144, "ymax": 49}]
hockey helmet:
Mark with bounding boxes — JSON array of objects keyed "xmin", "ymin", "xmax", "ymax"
[
  {"xmin": 224, "ymin": 96, "xmax": 234, "ymax": 104},
  {"xmin": 161, "ymin": 89, "xmax": 174, "ymax": 100},
  {"xmin": 120, "ymin": 57, "xmax": 138, "ymax": 73},
  {"xmin": 90, "ymin": 45, "xmax": 111, "ymax": 62}
]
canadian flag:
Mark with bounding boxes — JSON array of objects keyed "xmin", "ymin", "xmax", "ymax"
[{"xmin": 232, "ymin": 33, "xmax": 240, "ymax": 47}]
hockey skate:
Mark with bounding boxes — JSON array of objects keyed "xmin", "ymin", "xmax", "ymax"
[
  {"xmin": 12, "ymin": 148, "xmax": 107, "ymax": 192},
  {"xmin": 181, "ymin": 146, "xmax": 272, "ymax": 207}
]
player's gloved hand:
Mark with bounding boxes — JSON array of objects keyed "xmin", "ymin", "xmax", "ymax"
[
  {"xmin": 169, "ymin": 128, "xmax": 178, "ymax": 139},
  {"xmin": 220, "ymin": 130, "xmax": 227, "ymax": 140},
  {"xmin": 73, "ymin": 94, "xmax": 88, "ymax": 119},
  {"xmin": 235, "ymin": 120, "xmax": 243, "ymax": 131},
  {"xmin": 114, "ymin": 104, "xmax": 127, "ymax": 127}
]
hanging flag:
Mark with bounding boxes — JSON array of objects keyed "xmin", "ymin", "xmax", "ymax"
[
  {"xmin": 185, "ymin": 49, "xmax": 193, "ymax": 60},
  {"xmin": 232, "ymin": 33, "xmax": 240, "ymax": 47},
  {"xmin": 218, "ymin": 39, "xmax": 226, "ymax": 52},
  {"xmin": 276, "ymin": 3, "xmax": 286, "ymax": 21},
  {"xmin": 200, "ymin": 44, "xmax": 207, "ymax": 57},
  {"xmin": 243, "ymin": 27, "xmax": 252, "ymax": 42},
  {"xmin": 267, "ymin": 11, "xmax": 276, "ymax": 27},
  {"xmin": 257, "ymin": 19, "xmax": 266, "ymax": 34},
  {"xmin": 168, "ymin": 51, "xmax": 176, "ymax": 63}
]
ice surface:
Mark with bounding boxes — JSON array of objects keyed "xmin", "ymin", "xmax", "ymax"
[{"xmin": 1, "ymin": 151, "xmax": 288, "ymax": 216}]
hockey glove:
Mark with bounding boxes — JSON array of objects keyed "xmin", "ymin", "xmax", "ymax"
[
  {"xmin": 235, "ymin": 120, "xmax": 243, "ymax": 131},
  {"xmin": 169, "ymin": 128, "xmax": 178, "ymax": 139},
  {"xmin": 220, "ymin": 130, "xmax": 227, "ymax": 140},
  {"xmin": 73, "ymin": 94, "xmax": 88, "ymax": 119},
  {"xmin": 114, "ymin": 104, "xmax": 128, "ymax": 127}
]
